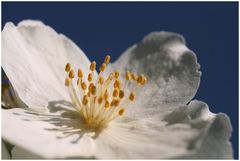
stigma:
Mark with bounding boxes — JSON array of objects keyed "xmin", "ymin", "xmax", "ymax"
[{"xmin": 64, "ymin": 55, "xmax": 147, "ymax": 129}]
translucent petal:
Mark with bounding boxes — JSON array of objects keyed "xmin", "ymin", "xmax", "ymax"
[{"xmin": 2, "ymin": 20, "xmax": 93, "ymax": 111}]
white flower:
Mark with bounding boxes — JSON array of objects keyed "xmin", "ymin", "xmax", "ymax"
[{"xmin": 2, "ymin": 20, "xmax": 233, "ymax": 159}]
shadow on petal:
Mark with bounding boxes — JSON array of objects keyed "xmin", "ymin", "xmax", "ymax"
[{"xmin": 12, "ymin": 100, "xmax": 103, "ymax": 144}]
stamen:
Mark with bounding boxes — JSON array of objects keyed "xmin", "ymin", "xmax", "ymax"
[
  {"xmin": 129, "ymin": 92, "xmax": 136, "ymax": 101},
  {"xmin": 103, "ymin": 90, "xmax": 109, "ymax": 100},
  {"xmin": 81, "ymin": 82, "xmax": 87, "ymax": 90},
  {"xmin": 65, "ymin": 63, "xmax": 71, "ymax": 72},
  {"xmin": 131, "ymin": 72, "xmax": 138, "ymax": 81},
  {"xmin": 114, "ymin": 79, "xmax": 121, "ymax": 89},
  {"xmin": 104, "ymin": 55, "xmax": 111, "ymax": 64},
  {"xmin": 112, "ymin": 89, "xmax": 119, "ymax": 97},
  {"xmin": 137, "ymin": 74, "xmax": 144, "ymax": 84},
  {"xmin": 125, "ymin": 71, "xmax": 131, "ymax": 80},
  {"xmin": 119, "ymin": 90, "xmax": 124, "ymax": 99},
  {"xmin": 88, "ymin": 73, "xmax": 93, "ymax": 82},
  {"xmin": 105, "ymin": 100, "xmax": 110, "ymax": 108},
  {"xmin": 82, "ymin": 95, "xmax": 89, "ymax": 105},
  {"xmin": 78, "ymin": 69, "xmax": 83, "ymax": 78},
  {"xmin": 98, "ymin": 97, "xmax": 103, "ymax": 104},
  {"xmin": 111, "ymin": 99, "xmax": 120, "ymax": 107},
  {"xmin": 91, "ymin": 85, "xmax": 97, "ymax": 95},
  {"xmin": 118, "ymin": 108, "xmax": 125, "ymax": 116},
  {"xmin": 98, "ymin": 76, "xmax": 104, "ymax": 85},
  {"xmin": 64, "ymin": 54, "xmax": 146, "ymax": 129},
  {"xmin": 69, "ymin": 69, "xmax": 75, "ymax": 78},
  {"xmin": 65, "ymin": 78, "xmax": 70, "ymax": 87},
  {"xmin": 100, "ymin": 63, "xmax": 106, "ymax": 72},
  {"xmin": 90, "ymin": 61, "xmax": 96, "ymax": 71},
  {"xmin": 114, "ymin": 70, "xmax": 120, "ymax": 79}
]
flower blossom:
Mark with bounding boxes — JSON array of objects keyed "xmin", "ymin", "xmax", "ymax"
[{"xmin": 1, "ymin": 20, "xmax": 233, "ymax": 159}]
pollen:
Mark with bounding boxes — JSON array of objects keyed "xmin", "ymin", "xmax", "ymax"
[
  {"xmin": 112, "ymin": 89, "xmax": 119, "ymax": 97},
  {"xmin": 78, "ymin": 69, "xmax": 83, "ymax": 78},
  {"xmin": 99, "ymin": 63, "xmax": 106, "ymax": 72},
  {"xmin": 129, "ymin": 92, "xmax": 136, "ymax": 101},
  {"xmin": 104, "ymin": 55, "xmax": 111, "ymax": 64},
  {"xmin": 65, "ymin": 63, "xmax": 71, "ymax": 72},
  {"xmin": 69, "ymin": 69, "xmax": 75, "ymax": 78},
  {"xmin": 114, "ymin": 70, "xmax": 120, "ymax": 78},
  {"xmin": 98, "ymin": 76, "xmax": 104, "ymax": 85},
  {"xmin": 88, "ymin": 73, "xmax": 93, "ymax": 82},
  {"xmin": 64, "ymin": 55, "xmax": 147, "ymax": 129},
  {"xmin": 118, "ymin": 108, "xmax": 125, "ymax": 116},
  {"xmin": 81, "ymin": 82, "xmax": 87, "ymax": 90},
  {"xmin": 131, "ymin": 72, "xmax": 138, "ymax": 81},
  {"xmin": 90, "ymin": 61, "xmax": 96, "ymax": 71},
  {"xmin": 65, "ymin": 78, "xmax": 70, "ymax": 87},
  {"xmin": 114, "ymin": 79, "xmax": 121, "ymax": 89},
  {"xmin": 125, "ymin": 71, "xmax": 131, "ymax": 80}
]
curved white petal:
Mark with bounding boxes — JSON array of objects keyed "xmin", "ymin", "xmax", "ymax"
[
  {"xmin": 108, "ymin": 32, "xmax": 201, "ymax": 110},
  {"xmin": 2, "ymin": 140, "xmax": 11, "ymax": 159},
  {"xmin": 94, "ymin": 100, "xmax": 233, "ymax": 159},
  {"xmin": 2, "ymin": 108, "xmax": 96, "ymax": 159},
  {"xmin": 11, "ymin": 146, "xmax": 43, "ymax": 159},
  {"xmin": 2, "ymin": 100, "xmax": 232, "ymax": 159},
  {"xmin": 2, "ymin": 20, "xmax": 92, "ymax": 111}
]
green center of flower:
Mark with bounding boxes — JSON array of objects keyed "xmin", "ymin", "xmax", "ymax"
[{"xmin": 65, "ymin": 55, "xmax": 147, "ymax": 129}]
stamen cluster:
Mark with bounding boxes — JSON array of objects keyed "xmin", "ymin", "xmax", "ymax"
[{"xmin": 65, "ymin": 55, "xmax": 147, "ymax": 129}]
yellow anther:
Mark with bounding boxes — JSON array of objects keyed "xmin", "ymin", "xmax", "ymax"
[
  {"xmin": 88, "ymin": 73, "xmax": 93, "ymax": 82},
  {"xmin": 114, "ymin": 70, "xmax": 120, "ymax": 78},
  {"xmin": 131, "ymin": 72, "xmax": 138, "ymax": 81},
  {"xmin": 112, "ymin": 89, "xmax": 119, "ymax": 97},
  {"xmin": 78, "ymin": 69, "xmax": 83, "ymax": 78},
  {"xmin": 69, "ymin": 69, "xmax": 75, "ymax": 78},
  {"xmin": 129, "ymin": 92, "xmax": 136, "ymax": 101},
  {"xmin": 100, "ymin": 63, "xmax": 106, "ymax": 72},
  {"xmin": 137, "ymin": 74, "xmax": 144, "ymax": 84},
  {"xmin": 98, "ymin": 76, "xmax": 104, "ymax": 85},
  {"xmin": 114, "ymin": 79, "xmax": 121, "ymax": 89},
  {"xmin": 103, "ymin": 90, "xmax": 109, "ymax": 100},
  {"xmin": 125, "ymin": 71, "xmax": 131, "ymax": 80},
  {"xmin": 118, "ymin": 108, "xmax": 125, "ymax": 116},
  {"xmin": 119, "ymin": 90, "xmax": 124, "ymax": 99},
  {"xmin": 82, "ymin": 95, "xmax": 89, "ymax": 105},
  {"xmin": 104, "ymin": 55, "xmax": 111, "ymax": 64},
  {"xmin": 64, "ymin": 58, "xmax": 146, "ymax": 128},
  {"xmin": 107, "ymin": 73, "xmax": 114, "ymax": 81},
  {"xmin": 81, "ymin": 82, "xmax": 87, "ymax": 90},
  {"xmin": 90, "ymin": 61, "xmax": 96, "ymax": 71},
  {"xmin": 140, "ymin": 76, "xmax": 147, "ymax": 85},
  {"xmin": 114, "ymin": 99, "xmax": 120, "ymax": 106},
  {"xmin": 65, "ymin": 63, "xmax": 71, "ymax": 72},
  {"xmin": 105, "ymin": 100, "xmax": 110, "ymax": 108},
  {"xmin": 111, "ymin": 99, "xmax": 120, "ymax": 107},
  {"xmin": 91, "ymin": 85, "xmax": 97, "ymax": 95},
  {"xmin": 88, "ymin": 83, "xmax": 94, "ymax": 91},
  {"xmin": 65, "ymin": 78, "xmax": 70, "ymax": 87},
  {"xmin": 98, "ymin": 97, "xmax": 103, "ymax": 104}
]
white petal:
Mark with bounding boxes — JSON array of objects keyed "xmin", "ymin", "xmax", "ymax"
[
  {"xmin": 163, "ymin": 100, "xmax": 233, "ymax": 159},
  {"xmin": 11, "ymin": 146, "xmax": 43, "ymax": 159},
  {"xmin": 2, "ymin": 140, "xmax": 11, "ymax": 159},
  {"xmin": 94, "ymin": 100, "xmax": 233, "ymax": 159},
  {"xmin": 2, "ymin": 20, "xmax": 93, "ymax": 111},
  {"xmin": 109, "ymin": 31, "xmax": 201, "ymax": 107},
  {"xmin": 2, "ymin": 108, "xmax": 96, "ymax": 159}
]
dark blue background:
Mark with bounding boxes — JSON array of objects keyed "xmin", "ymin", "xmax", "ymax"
[{"xmin": 2, "ymin": 2, "xmax": 238, "ymax": 159}]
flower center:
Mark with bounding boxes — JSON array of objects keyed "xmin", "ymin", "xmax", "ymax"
[{"xmin": 64, "ymin": 55, "xmax": 147, "ymax": 129}]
